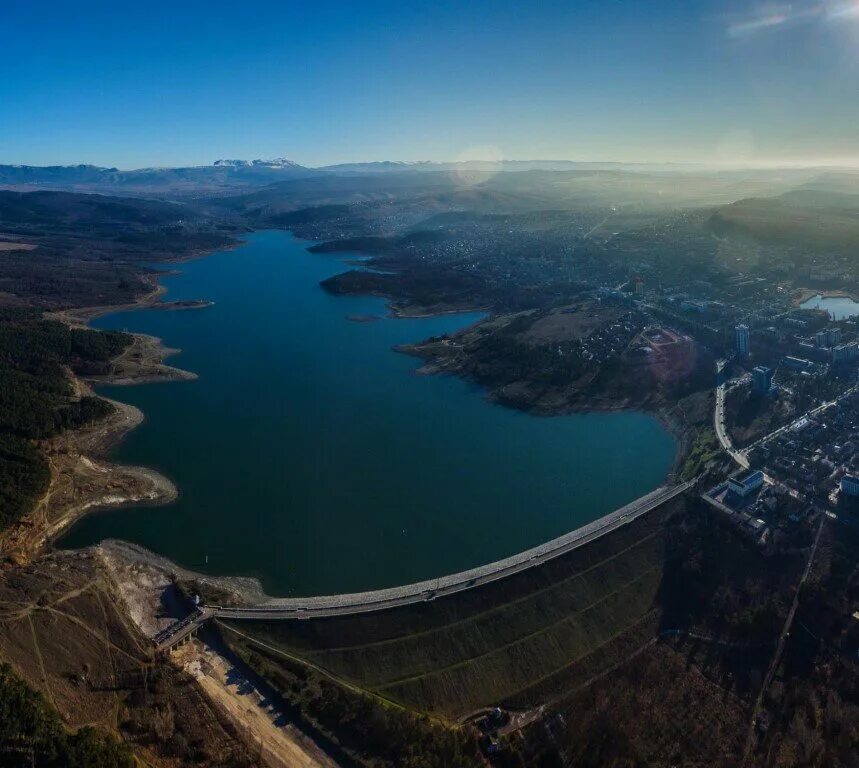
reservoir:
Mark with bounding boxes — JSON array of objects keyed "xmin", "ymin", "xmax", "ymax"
[
  {"xmin": 800, "ymin": 294, "xmax": 859, "ymax": 320},
  {"xmin": 60, "ymin": 231, "xmax": 676, "ymax": 596}
]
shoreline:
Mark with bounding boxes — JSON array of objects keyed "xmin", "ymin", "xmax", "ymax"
[
  {"xmin": 43, "ymin": 228, "xmax": 686, "ymax": 590},
  {"xmin": 397, "ymin": 337, "xmax": 690, "ymax": 475},
  {"xmin": 85, "ymin": 331, "xmax": 198, "ymax": 386},
  {"xmin": 100, "ymin": 480, "xmax": 690, "ymax": 609},
  {"xmin": 0, "ymin": 393, "xmax": 177, "ymax": 563},
  {"xmin": 388, "ymin": 302, "xmax": 491, "ymax": 319},
  {"xmin": 52, "ymin": 278, "xmax": 168, "ymax": 325},
  {"xmin": 51, "ymin": 236, "xmax": 244, "ymax": 325},
  {"xmin": 793, "ymin": 287, "xmax": 859, "ymax": 307},
  {"xmin": 3, "ymin": 254, "xmax": 209, "ymax": 562}
]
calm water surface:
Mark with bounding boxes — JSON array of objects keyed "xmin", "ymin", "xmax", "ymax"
[
  {"xmin": 60, "ymin": 231, "xmax": 676, "ymax": 596},
  {"xmin": 800, "ymin": 294, "xmax": 859, "ymax": 320}
]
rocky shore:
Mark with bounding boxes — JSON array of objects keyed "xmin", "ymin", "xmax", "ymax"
[
  {"xmin": 0, "ymin": 383, "xmax": 179, "ymax": 565},
  {"xmin": 0, "ymin": 294, "xmax": 197, "ymax": 563}
]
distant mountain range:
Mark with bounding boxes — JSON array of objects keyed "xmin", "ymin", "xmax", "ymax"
[
  {"xmin": 0, "ymin": 160, "xmax": 317, "ymax": 195},
  {"xmin": 0, "ymin": 159, "xmax": 856, "ymax": 200},
  {"xmin": 0, "ymin": 158, "xmax": 693, "ymax": 185},
  {"xmin": 212, "ymin": 158, "xmax": 304, "ymax": 168},
  {"xmin": 318, "ymin": 159, "xmax": 711, "ymax": 174}
]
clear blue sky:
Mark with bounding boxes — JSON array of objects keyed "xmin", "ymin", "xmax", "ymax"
[{"xmin": 2, "ymin": 0, "xmax": 858, "ymax": 168}]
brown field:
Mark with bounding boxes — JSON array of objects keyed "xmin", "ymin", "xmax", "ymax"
[
  {"xmin": 0, "ymin": 550, "xmax": 255, "ymax": 766},
  {"xmin": 521, "ymin": 302, "xmax": 621, "ymax": 344},
  {"xmin": 520, "ymin": 638, "xmax": 747, "ymax": 767}
]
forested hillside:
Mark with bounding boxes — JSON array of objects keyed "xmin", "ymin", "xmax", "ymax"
[
  {"xmin": 0, "ymin": 663, "xmax": 133, "ymax": 767},
  {"xmin": 0, "ymin": 190, "xmax": 238, "ymax": 309},
  {"xmin": 0, "ymin": 190, "xmax": 233, "ymax": 765},
  {"xmin": 0, "ymin": 307, "xmax": 131, "ymax": 529}
]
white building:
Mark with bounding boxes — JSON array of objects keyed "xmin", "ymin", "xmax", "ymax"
[{"xmin": 728, "ymin": 470, "xmax": 765, "ymax": 497}]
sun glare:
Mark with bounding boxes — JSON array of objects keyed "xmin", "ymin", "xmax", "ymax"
[{"xmin": 728, "ymin": 0, "xmax": 859, "ymax": 37}]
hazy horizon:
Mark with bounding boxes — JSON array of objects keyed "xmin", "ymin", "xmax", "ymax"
[{"xmin": 5, "ymin": 156, "xmax": 859, "ymax": 174}]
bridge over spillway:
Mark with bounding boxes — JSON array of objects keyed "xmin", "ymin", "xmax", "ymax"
[
  {"xmin": 154, "ymin": 479, "xmax": 696, "ymax": 651},
  {"xmin": 153, "ymin": 607, "xmax": 214, "ymax": 650}
]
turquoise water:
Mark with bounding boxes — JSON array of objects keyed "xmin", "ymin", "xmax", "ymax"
[
  {"xmin": 59, "ymin": 231, "xmax": 676, "ymax": 596},
  {"xmin": 801, "ymin": 294, "xmax": 859, "ymax": 320}
]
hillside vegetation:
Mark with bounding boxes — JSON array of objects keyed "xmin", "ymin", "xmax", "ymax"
[
  {"xmin": 0, "ymin": 551, "xmax": 256, "ymax": 766},
  {"xmin": 0, "ymin": 663, "xmax": 133, "ymax": 767},
  {"xmin": 709, "ymin": 190, "xmax": 859, "ymax": 250},
  {"xmin": 0, "ymin": 307, "xmax": 132, "ymax": 530},
  {"xmin": 0, "ymin": 190, "xmax": 237, "ymax": 308},
  {"xmin": 215, "ymin": 495, "xmax": 823, "ymax": 766}
]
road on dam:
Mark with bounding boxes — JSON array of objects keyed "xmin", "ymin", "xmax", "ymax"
[{"xmin": 156, "ymin": 479, "xmax": 696, "ymax": 650}]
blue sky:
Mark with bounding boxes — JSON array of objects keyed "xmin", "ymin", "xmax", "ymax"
[{"xmin": 2, "ymin": 0, "xmax": 858, "ymax": 168}]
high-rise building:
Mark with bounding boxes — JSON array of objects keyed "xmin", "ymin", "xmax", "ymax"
[
  {"xmin": 831, "ymin": 342, "xmax": 859, "ymax": 363},
  {"xmin": 816, "ymin": 327, "xmax": 841, "ymax": 348},
  {"xmin": 840, "ymin": 474, "xmax": 859, "ymax": 497},
  {"xmin": 735, "ymin": 324, "xmax": 750, "ymax": 357},
  {"xmin": 752, "ymin": 365, "xmax": 773, "ymax": 395}
]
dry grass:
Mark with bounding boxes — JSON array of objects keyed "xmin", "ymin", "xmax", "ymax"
[
  {"xmin": 0, "ymin": 550, "xmax": 253, "ymax": 766},
  {"xmin": 524, "ymin": 640, "xmax": 747, "ymax": 767},
  {"xmin": 521, "ymin": 302, "xmax": 621, "ymax": 344}
]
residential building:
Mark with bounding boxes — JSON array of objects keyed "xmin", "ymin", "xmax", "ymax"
[
  {"xmin": 736, "ymin": 324, "xmax": 750, "ymax": 357},
  {"xmin": 840, "ymin": 474, "xmax": 859, "ymax": 497},
  {"xmin": 831, "ymin": 343, "xmax": 859, "ymax": 363},
  {"xmin": 752, "ymin": 366, "xmax": 773, "ymax": 395},
  {"xmin": 728, "ymin": 470, "xmax": 765, "ymax": 497},
  {"xmin": 816, "ymin": 327, "xmax": 842, "ymax": 348}
]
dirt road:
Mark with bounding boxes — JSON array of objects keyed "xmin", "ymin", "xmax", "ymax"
[{"xmin": 175, "ymin": 641, "xmax": 339, "ymax": 768}]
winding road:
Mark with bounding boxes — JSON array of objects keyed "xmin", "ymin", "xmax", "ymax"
[{"xmin": 715, "ymin": 372, "xmax": 750, "ymax": 470}]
